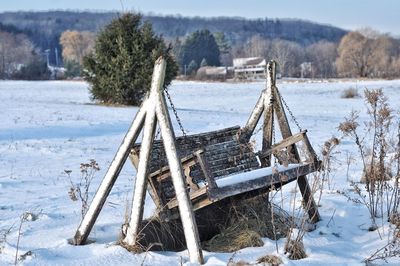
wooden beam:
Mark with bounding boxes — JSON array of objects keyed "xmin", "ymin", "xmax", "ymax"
[
  {"xmin": 194, "ymin": 150, "xmax": 217, "ymax": 190},
  {"xmin": 123, "ymin": 59, "xmax": 162, "ymax": 246},
  {"xmin": 73, "ymin": 94, "xmax": 148, "ymax": 245},
  {"xmin": 272, "ymin": 83, "xmax": 321, "ymax": 223},
  {"xmin": 154, "ymin": 59, "xmax": 204, "ymax": 264},
  {"xmin": 257, "ymin": 131, "xmax": 307, "ymax": 160},
  {"xmin": 167, "ymin": 187, "xmax": 208, "ymax": 209},
  {"xmin": 209, "ymin": 163, "xmax": 317, "ymax": 201},
  {"xmin": 261, "ymin": 61, "xmax": 276, "ymax": 167}
]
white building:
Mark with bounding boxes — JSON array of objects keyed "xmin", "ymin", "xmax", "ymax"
[{"xmin": 233, "ymin": 57, "xmax": 266, "ymax": 80}]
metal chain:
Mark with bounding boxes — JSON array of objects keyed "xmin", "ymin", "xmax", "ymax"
[
  {"xmin": 155, "ymin": 127, "xmax": 161, "ymax": 140},
  {"xmin": 275, "ymin": 87, "xmax": 302, "ymax": 132},
  {"xmin": 163, "ymin": 87, "xmax": 187, "ymax": 138},
  {"xmin": 272, "ymin": 117, "xmax": 278, "ymax": 165}
]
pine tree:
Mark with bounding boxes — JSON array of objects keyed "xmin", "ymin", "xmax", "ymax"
[
  {"xmin": 200, "ymin": 58, "xmax": 208, "ymax": 67},
  {"xmin": 182, "ymin": 29, "xmax": 220, "ymax": 71},
  {"xmin": 83, "ymin": 13, "xmax": 178, "ymax": 106},
  {"xmin": 187, "ymin": 60, "xmax": 198, "ymax": 75},
  {"xmin": 213, "ymin": 32, "xmax": 231, "ymax": 54}
]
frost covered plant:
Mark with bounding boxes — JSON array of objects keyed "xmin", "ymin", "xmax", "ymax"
[
  {"xmin": 364, "ymin": 120, "xmax": 400, "ymax": 266},
  {"xmin": 0, "ymin": 226, "xmax": 12, "ymax": 254},
  {"xmin": 283, "ymin": 137, "xmax": 339, "ymax": 261},
  {"xmin": 364, "ymin": 226, "xmax": 400, "ymax": 264},
  {"xmin": 339, "ymin": 89, "xmax": 396, "ymax": 227},
  {"xmin": 66, "ymin": 159, "xmax": 100, "ymax": 218},
  {"xmin": 320, "ymin": 137, "xmax": 340, "ymax": 190}
]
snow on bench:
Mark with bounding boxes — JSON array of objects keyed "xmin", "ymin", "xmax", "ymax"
[{"xmin": 215, "ymin": 163, "xmax": 301, "ymax": 187}]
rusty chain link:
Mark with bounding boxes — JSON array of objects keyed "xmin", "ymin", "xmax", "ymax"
[{"xmin": 163, "ymin": 87, "xmax": 187, "ymax": 138}]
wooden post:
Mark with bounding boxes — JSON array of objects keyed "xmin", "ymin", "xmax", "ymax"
[
  {"xmin": 73, "ymin": 99, "xmax": 148, "ymax": 245},
  {"xmin": 123, "ymin": 60, "xmax": 161, "ymax": 245},
  {"xmin": 261, "ymin": 61, "xmax": 276, "ymax": 167},
  {"xmin": 271, "ymin": 77, "xmax": 321, "ymax": 223},
  {"xmin": 155, "ymin": 70, "xmax": 204, "ymax": 264}
]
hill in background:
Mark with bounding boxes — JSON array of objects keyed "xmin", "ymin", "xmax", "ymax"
[{"xmin": 0, "ymin": 11, "xmax": 347, "ymax": 65}]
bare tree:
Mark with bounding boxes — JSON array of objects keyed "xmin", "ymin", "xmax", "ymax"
[
  {"xmin": 246, "ymin": 35, "xmax": 272, "ymax": 58},
  {"xmin": 271, "ymin": 39, "xmax": 303, "ymax": 77},
  {"xmin": 336, "ymin": 31, "xmax": 372, "ymax": 78},
  {"xmin": 306, "ymin": 41, "xmax": 337, "ymax": 78},
  {"xmin": 367, "ymin": 35, "xmax": 397, "ymax": 78},
  {"xmin": 337, "ymin": 30, "xmax": 400, "ymax": 78},
  {"xmin": 60, "ymin": 30, "xmax": 95, "ymax": 65},
  {"xmin": 0, "ymin": 30, "xmax": 36, "ymax": 79}
]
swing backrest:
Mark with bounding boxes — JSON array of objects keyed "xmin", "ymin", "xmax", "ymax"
[{"xmin": 129, "ymin": 126, "xmax": 259, "ymax": 206}]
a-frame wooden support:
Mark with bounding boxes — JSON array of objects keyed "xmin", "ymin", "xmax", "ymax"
[
  {"xmin": 241, "ymin": 60, "xmax": 321, "ymax": 223},
  {"xmin": 73, "ymin": 57, "xmax": 204, "ymax": 264}
]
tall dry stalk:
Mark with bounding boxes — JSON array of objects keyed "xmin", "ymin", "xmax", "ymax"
[
  {"xmin": 284, "ymin": 137, "xmax": 339, "ymax": 260},
  {"xmin": 338, "ymin": 89, "xmax": 394, "ymax": 226},
  {"xmin": 66, "ymin": 159, "xmax": 100, "ymax": 218}
]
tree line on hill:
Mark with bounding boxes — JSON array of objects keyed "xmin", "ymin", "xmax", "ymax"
[
  {"xmin": 1, "ymin": 11, "xmax": 400, "ymax": 80},
  {"xmin": 0, "ymin": 11, "xmax": 345, "ymax": 66}
]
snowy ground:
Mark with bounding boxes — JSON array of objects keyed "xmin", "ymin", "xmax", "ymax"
[{"xmin": 1, "ymin": 79, "xmax": 400, "ymax": 265}]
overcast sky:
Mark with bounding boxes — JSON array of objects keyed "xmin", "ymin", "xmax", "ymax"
[{"xmin": 1, "ymin": 0, "xmax": 399, "ymax": 35}]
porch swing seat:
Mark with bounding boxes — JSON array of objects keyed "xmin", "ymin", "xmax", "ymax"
[{"xmin": 129, "ymin": 125, "xmax": 320, "ymax": 219}]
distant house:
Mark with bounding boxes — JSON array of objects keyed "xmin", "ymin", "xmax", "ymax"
[
  {"xmin": 233, "ymin": 57, "xmax": 266, "ymax": 80},
  {"xmin": 196, "ymin": 66, "xmax": 230, "ymax": 80}
]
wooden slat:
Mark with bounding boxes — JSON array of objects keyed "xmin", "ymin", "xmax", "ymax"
[
  {"xmin": 167, "ymin": 187, "xmax": 208, "ymax": 209},
  {"xmin": 209, "ymin": 163, "xmax": 317, "ymax": 201},
  {"xmin": 257, "ymin": 130, "xmax": 307, "ymax": 160},
  {"xmin": 194, "ymin": 150, "xmax": 217, "ymax": 189}
]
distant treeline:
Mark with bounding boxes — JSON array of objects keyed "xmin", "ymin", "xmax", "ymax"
[
  {"xmin": 0, "ymin": 11, "xmax": 346, "ymax": 65},
  {"xmin": 1, "ymin": 11, "xmax": 400, "ymax": 80}
]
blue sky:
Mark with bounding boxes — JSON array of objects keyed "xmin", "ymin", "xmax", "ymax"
[{"xmin": 1, "ymin": 0, "xmax": 399, "ymax": 35}]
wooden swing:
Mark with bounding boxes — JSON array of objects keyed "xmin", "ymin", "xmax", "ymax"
[{"xmin": 73, "ymin": 57, "xmax": 320, "ymax": 264}]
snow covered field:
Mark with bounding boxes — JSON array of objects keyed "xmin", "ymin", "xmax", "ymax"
[{"xmin": 1, "ymin": 79, "xmax": 400, "ymax": 265}]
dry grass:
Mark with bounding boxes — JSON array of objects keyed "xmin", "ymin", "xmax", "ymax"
[
  {"xmin": 227, "ymin": 260, "xmax": 252, "ymax": 266},
  {"xmin": 257, "ymin": 254, "xmax": 283, "ymax": 265},
  {"xmin": 341, "ymin": 87, "xmax": 359, "ymax": 98},
  {"xmin": 204, "ymin": 227, "xmax": 263, "ymax": 253},
  {"xmin": 119, "ymin": 239, "xmax": 145, "ymax": 253},
  {"xmin": 203, "ymin": 197, "xmax": 292, "ymax": 252},
  {"xmin": 284, "ymin": 239, "xmax": 307, "ymax": 260}
]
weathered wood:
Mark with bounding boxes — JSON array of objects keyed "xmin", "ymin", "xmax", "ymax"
[
  {"xmin": 209, "ymin": 163, "xmax": 318, "ymax": 201},
  {"xmin": 154, "ymin": 73, "xmax": 204, "ymax": 264},
  {"xmin": 194, "ymin": 150, "xmax": 217, "ymax": 190},
  {"xmin": 262, "ymin": 104, "xmax": 274, "ymax": 167},
  {"xmin": 132, "ymin": 126, "xmax": 242, "ymax": 173},
  {"xmin": 73, "ymin": 93, "xmax": 148, "ymax": 245},
  {"xmin": 240, "ymin": 93, "xmax": 265, "ymax": 142},
  {"xmin": 167, "ymin": 187, "xmax": 208, "ymax": 209},
  {"xmin": 257, "ymin": 131, "xmax": 307, "ymax": 160},
  {"xmin": 272, "ymin": 84, "xmax": 320, "ymax": 223},
  {"xmin": 123, "ymin": 59, "xmax": 163, "ymax": 246},
  {"xmin": 302, "ymin": 131, "xmax": 319, "ymax": 166},
  {"xmin": 261, "ymin": 61, "xmax": 276, "ymax": 167},
  {"xmin": 132, "ymin": 126, "xmax": 259, "ymax": 209}
]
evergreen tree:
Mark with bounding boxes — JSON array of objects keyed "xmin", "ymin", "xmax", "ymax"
[
  {"xmin": 12, "ymin": 55, "xmax": 50, "ymax": 80},
  {"xmin": 213, "ymin": 32, "xmax": 231, "ymax": 54},
  {"xmin": 172, "ymin": 37, "xmax": 184, "ymax": 70},
  {"xmin": 64, "ymin": 60, "xmax": 82, "ymax": 78},
  {"xmin": 182, "ymin": 29, "xmax": 220, "ymax": 71},
  {"xmin": 200, "ymin": 58, "xmax": 208, "ymax": 67},
  {"xmin": 187, "ymin": 60, "xmax": 198, "ymax": 75},
  {"xmin": 83, "ymin": 13, "xmax": 178, "ymax": 106}
]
